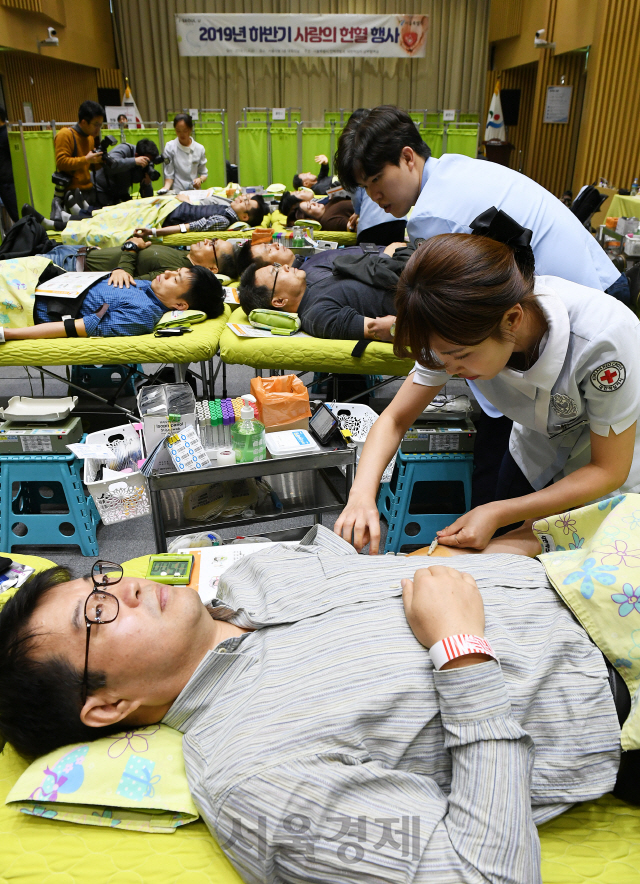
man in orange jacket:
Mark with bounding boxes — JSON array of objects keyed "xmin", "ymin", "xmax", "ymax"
[{"xmin": 51, "ymin": 100, "xmax": 104, "ymax": 223}]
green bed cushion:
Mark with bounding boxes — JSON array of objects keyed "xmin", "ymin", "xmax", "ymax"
[
  {"xmin": 1, "ymin": 552, "xmax": 640, "ymax": 882},
  {"xmin": 47, "ymin": 229, "xmax": 357, "ymax": 247},
  {"xmin": 220, "ymin": 309, "xmax": 415, "ymax": 375},
  {"xmin": 0, "ymin": 308, "xmax": 231, "ymax": 368}
]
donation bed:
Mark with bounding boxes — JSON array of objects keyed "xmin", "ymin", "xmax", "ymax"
[{"xmin": 1, "ymin": 552, "xmax": 639, "ymax": 884}]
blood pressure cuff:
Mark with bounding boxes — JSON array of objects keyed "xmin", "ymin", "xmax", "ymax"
[{"xmin": 248, "ymin": 309, "xmax": 301, "ymax": 336}]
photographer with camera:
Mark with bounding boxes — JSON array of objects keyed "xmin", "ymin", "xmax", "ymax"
[
  {"xmin": 93, "ymin": 137, "xmax": 162, "ymax": 208},
  {"xmin": 51, "ymin": 100, "xmax": 104, "ymax": 224}
]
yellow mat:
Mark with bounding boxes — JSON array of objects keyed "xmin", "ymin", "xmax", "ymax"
[
  {"xmin": 1, "ymin": 552, "xmax": 638, "ymax": 883},
  {"xmin": 0, "ymin": 308, "xmax": 231, "ymax": 368},
  {"xmin": 220, "ymin": 309, "xmax": 415, "ymax": 375}
]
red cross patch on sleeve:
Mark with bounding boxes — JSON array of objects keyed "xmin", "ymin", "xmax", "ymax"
[{"xmin": 590, "ymin": 361, "xmax": 626, "ymax": 392}]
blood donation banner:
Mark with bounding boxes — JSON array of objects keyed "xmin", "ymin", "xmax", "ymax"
[{"xmin": 175, "ymin": 13, "xmax": 429, "ymax": 58}]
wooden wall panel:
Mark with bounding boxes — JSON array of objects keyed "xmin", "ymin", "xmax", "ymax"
[
  {"xmin": 527, "ymin": 49, "xmax": 586, "ymax": 195},
  {"xmin": 488, "ymin": 0, "xmax": 522, "ymax": 43},
  {"xmin": 1, "ymin": 0, "xmax": 41, "ymax": 10},
  {"xmin": 97, "ymin": 68, "xmax": 122, "ymax": 91},
  {"xmin": 485, "ymin": 62, "xmax": 537, "ymax": 173},
  {"xmin": 573, "ymin": 0, "xmax": 640, "ymax": 191},
  {"xmin": 2, "ymin": 51, "xmax": 98, "ymax": 122}
]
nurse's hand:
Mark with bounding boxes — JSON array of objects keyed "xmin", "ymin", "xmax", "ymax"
[
  {"xmin": 333, "ymin": 493, "xmax": 381, "ymax": 554},
  {"xmin": 436, "ymin": 503, "xmax": 502, "ymax": 551}
]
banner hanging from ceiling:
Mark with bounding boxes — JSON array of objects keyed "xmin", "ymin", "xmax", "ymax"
[{"xmin": 175, "ymin": 13, "xmax": 428, "ymax": 58}]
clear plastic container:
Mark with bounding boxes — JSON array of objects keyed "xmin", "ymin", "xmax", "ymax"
[
  {"xmin": 230, "ymin": 405, "xmax": 266, "ymax": 463},
  {"xmin": 167, "ymin": 531, "xmax": 223, "ymax": 553}
]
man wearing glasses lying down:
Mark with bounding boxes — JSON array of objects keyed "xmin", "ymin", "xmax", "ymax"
[
  {"xmin": 237, "ymin": 242, "xmax": 413, "ymax": 341},
  {"xmin": 0, "ymin": 525, "xmax": 634, "ymax": 884}
]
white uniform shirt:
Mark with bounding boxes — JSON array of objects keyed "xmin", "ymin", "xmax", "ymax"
[
  {"xmin": 407, "ymin": 155, "xmax": 619, "ymax": 292},
  {"xmin": 412, "ymin": 276, "xmax": 640, "ymax": 491},
  {"xmin": 164, "ymin": 136, "xmax": 208, "ymax": 192}
]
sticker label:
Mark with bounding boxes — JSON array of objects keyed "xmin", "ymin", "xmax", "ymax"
[
  {"xmin": 21, "ymin": 435, "xmax": 52, "ymax": 453},
  {"xmin": 537, "ymin": 533, "xmax": 556, "ymax": 553},
  {"xmin": 590, "ymin": 361, "xmax": 626, "ymax": 392}
]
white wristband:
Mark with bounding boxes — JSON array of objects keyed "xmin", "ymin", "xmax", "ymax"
[
  {"xmin": 429, "ymin": 634, "xmax": 496, "ymax": 671},
  {"xmin": 0, "ymin": 326, "xmax": 5, "ymax": 343},
  {"xmin": 179, "ymin": 223, "xmax": 187, "ymax": 233},
  {"xmin": 151, "ymin": 228, "xmax": 157, "ymax": 237}
]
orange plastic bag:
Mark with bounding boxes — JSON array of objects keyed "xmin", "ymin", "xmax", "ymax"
[{"xmin": 250, "ymin": 375, "xmax": 311, "ymax": 428}]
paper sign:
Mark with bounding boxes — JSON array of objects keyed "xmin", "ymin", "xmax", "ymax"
[
  {"xmin": 36, "ymin": 272, "xmax": 109, "ymax": 299},
  {"xmin": 188, "ymin": 108, "xmax": 200, "ymax": 121},
  {"xmin": 226, "ymin": 322, "xmax": 309, "ymax": 338},
  {"xmin": 272, "ymin": 108, "xmax": 286, "ymax": 120},
  {"xmin": 67, "ymin": 443, "xmax": 115, "ymax": 460},
  {"xmin": 543, "ymin": 86, "xmax": 572, "ymax": 124},
  {"xmin": 442, "ymin": 109, "xmax": 456, "ymax": 122}
]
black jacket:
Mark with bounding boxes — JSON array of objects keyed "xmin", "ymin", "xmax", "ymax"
[{"xmin": 93, "ymin": 143, "xmax": 153, "ymax": 203}]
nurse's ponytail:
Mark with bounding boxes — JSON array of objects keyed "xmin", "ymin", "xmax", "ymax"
[{"xmin": 394, "ymin": 217, "xmax": 542, "ymax": 368}]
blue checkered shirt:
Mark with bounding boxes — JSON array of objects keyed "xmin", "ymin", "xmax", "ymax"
[{"xmin": 34, "ymin": 278, "xmax": 166, "ymax": 337}]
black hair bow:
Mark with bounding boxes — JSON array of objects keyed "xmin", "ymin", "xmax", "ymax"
[{"xmin": 469, "ymin": 207, "xmax": 533, "ymax": 248}]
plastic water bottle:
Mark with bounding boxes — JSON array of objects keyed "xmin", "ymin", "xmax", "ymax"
[
  {"xmin": 230, "ymin": 404, "xmax": 266, "ymax": 463},
  {"xmin": 631, "ymin": 178, "xmax": 639, "ymax": 197},
  {"xmin": 292, "ymin": 226, "xmax": 305, "ymax": 248}
]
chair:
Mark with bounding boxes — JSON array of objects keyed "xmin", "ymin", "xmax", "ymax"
[
  {"xmin": 571, "ymin": 186, "xmax": 608, "ymax": 228},
  {"xmin": 378, "ymin": 451, "xmax": 473, "ymax": 553}
]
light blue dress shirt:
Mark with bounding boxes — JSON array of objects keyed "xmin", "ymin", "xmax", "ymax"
[
  {"xmin": 407, "ymin": 155, "xmax": 621, "ymax": 417},
  {"xmin": 407, "ymin": 156, "xmax": 619, "ymax": 291},
  {"xmin": 352, "ymin": 186, "xmax": 407, "ymax": 235}
]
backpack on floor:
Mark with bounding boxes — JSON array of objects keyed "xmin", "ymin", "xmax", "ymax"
[{"xmin": 0, "ymin": 216, "xmax": 55, "ymax": 260}]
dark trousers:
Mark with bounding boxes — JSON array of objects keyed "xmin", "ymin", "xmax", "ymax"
[
  {"xmin": 470, "ymin": 413, "xmax": 514, "ymax": 508},
  {"xmin": 605, "ymin": 272, "xmax": 632, "ymax": 307},
  {"xmin": 357, "ymin": 220, "xmax": 407, "ymax": 247},
  {"xmin": 0, "ymin": 179, "xmax": 19, "ymax": 222}
]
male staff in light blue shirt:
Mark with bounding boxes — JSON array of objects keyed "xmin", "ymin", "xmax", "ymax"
[{"xmin": 335, "ymin": 105, "xmax": 628, "ymax": 305}]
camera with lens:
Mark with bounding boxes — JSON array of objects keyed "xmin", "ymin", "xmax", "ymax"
[
  {"xmin": 148, "ymin": 154, "xmax": 167, "ymax": 181},
  {"xmin": 97, "ymin": 134, "xmax": 118, "ymax": 164}
]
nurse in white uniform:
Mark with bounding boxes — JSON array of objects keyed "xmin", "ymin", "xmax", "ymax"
[{"xmin": 334, "ymin": 214, "xmax": 640, "ymax": 553}]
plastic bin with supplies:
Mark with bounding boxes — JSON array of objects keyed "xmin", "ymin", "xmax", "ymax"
[
  {"xmin": 83, "ymin": 423, "xmax": 151, "ymax": 524},
  {"xmin": 328, "ymin": 401, "xmax": 396, "ymax": 482}
]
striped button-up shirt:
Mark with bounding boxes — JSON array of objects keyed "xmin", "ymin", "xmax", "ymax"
[{"xmin": 163, "ymin": 526, "xmax": 620, "ymax": 884}]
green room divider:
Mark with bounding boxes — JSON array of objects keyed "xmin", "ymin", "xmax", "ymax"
[
  {"xmin": 420, "ymin": 127, "xmax": 444, "ymax": 158},
  {"xmin": 9, "ymin": 130, "xmax": 55, "ymax": 217},
  {"xmin": 192, "ymin": 127, "xmax": 225, "ymax": 186},
  {"xmin": 245, "ymin": 111, "xmax": 269, "ymax": 122},
  {"xmin": 301, "ymin": 127, "xmax": 332, "ymax": 178},
  {"xmin": 459, "ymin": 113, "xmax": 479, "ymax": 123},
  {"xmin": 445, "ymin": 127, "xmax": 478, "ymax": 158},
  {"xmin": 270, "ymin": 127, "xmax": 298, "ymax": 188},
  {"xmin": 199, "ymin": 112, "xmax": 224, "ymax": 123},
  {"xmin": 238, "ymin": 126, "xmax": 268, "ymax": 186}
]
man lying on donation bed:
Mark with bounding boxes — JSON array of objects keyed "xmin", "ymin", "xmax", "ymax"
[
  {"xmin": 0, "ymin": 264, "xmax": 223, "ymax": 343},
  {"xmin": 0, "ymin": 524, "xmax": 629, "ymax": 884},
  {"xmin": 237, "ymin": 241, "xmax": 412, "ymax": 340},
  {"xmin": 47, "ymin": 235, "xmax": 240, "ymax": 281}
]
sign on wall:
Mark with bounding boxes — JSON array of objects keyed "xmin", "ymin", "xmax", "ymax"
[
  {"xmin": 543, "ymin": 86, "xmax": 572, "ymax": 124},
  {"xmin": 175, "ymin": 13, "xmax": 429, "ymax": 58}
]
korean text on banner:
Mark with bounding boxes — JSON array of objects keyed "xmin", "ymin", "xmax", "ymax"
[{"xmin": 175, "ymin": 13, "xmax": 428, "ymax": 58}]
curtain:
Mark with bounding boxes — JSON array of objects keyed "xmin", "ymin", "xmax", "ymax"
[{"xmin": 112, "ymin": 0, "xmax": 490, "ymax": 162}]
